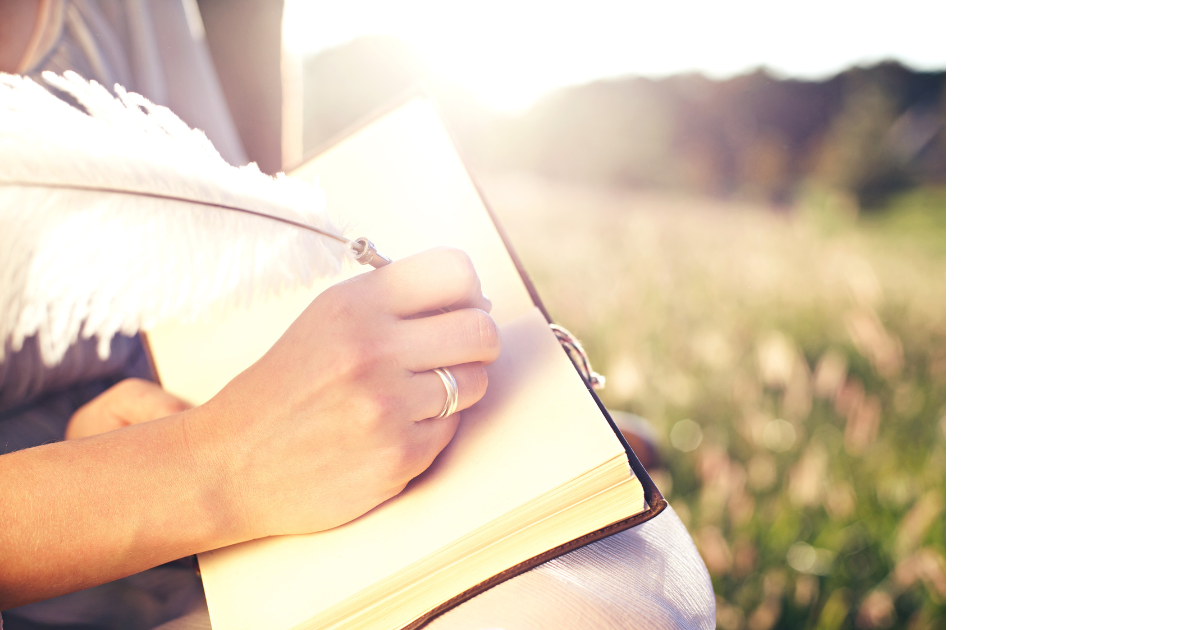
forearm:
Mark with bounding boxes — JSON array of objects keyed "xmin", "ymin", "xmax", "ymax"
[
  {"xmin": 0, "ymin": 406, "xmax": 239, "ymax": 608},
  {"xmin": 0, "ymin": 248, "xmax": 499, "ymax": 609}
]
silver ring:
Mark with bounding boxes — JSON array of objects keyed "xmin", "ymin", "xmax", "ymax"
[{"xmin": 432, "ymin": 367, "xmax": 459, "ymax": 419}]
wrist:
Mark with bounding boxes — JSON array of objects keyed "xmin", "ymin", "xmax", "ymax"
[{"xmin": 174, "ymin": 403, "xmax": 259, "ymax": 547}]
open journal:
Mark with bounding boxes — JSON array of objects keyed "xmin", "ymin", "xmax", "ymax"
[{"xmin": 143, "ymin": 95, "xmax": 665, "ymax": 630}]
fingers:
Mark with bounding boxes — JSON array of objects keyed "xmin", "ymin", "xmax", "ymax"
[
  {"xmin": 399, "ymin": 308, "xmax": 502, "ymax": 371},
  {"xmin": 364, "ymin": 247, "xmax": 491, "ymax": 318},
  {"xmin": 365, "ymin": 363, "xmax": 485, "ymax": 492},
  {"xmin": 110, "ymin": 378, "xmax": 193, "ymax": 422},
  {"xmin": 65, "ymin": 378, "xmax": 192, "ymax": 440},
  {"xmin": 410, "ymin": 362, "xmax": 489, "ymax": 421},
  {"xmin": 395, "ymin": 361, "xmax": 490, "ymax": 476},
  {"xmin": 393, "ymin": 412, "xmax": 460, "ymax": 482}
]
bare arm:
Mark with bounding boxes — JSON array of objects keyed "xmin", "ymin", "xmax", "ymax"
[
  {"xmin": 0, "ymin": 247, "xmax": 501, "ymax": 608},
  {"xmin": 0, "ymin": 408, "xmax": 237, "ymax": 607},
  {"xmin": 0, "ymin": 0, "xmax": 39, "ymax": 74}
]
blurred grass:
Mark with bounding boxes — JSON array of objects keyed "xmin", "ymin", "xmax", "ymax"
[{"xmin": 481, "ymin": 172, "xmax": 946, "ymax": 630}]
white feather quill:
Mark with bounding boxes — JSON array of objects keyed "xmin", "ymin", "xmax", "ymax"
[{"xmin": 0, "ymin": 71, "xmax": 353, "ymax": 366}]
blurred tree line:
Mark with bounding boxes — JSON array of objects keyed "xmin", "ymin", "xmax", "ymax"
[{"xmin": 302, "ymin": 36, "xmax": 945, "ymax": 209}]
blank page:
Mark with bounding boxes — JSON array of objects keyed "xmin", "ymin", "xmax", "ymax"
[
  {"xmin": 201, "ymin": 307, "xmax": 625, "ymax": 629},
  {"xmin": 149, "ymin": 98, "xmax": 536, "ymax": 406}
]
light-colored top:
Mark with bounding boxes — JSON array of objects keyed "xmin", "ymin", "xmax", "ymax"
[
  {"xmin": 426, "ymin": 505, "xmax": 715, "ymax": 630},
  {"xmin": 16, "ymin": 0, "xmax": 246, "ymax": 166}
]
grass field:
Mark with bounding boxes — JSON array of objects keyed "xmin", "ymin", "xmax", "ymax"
[{"xmin": 481, "ymin": 172, "xmax": 946, "ymax": 630}]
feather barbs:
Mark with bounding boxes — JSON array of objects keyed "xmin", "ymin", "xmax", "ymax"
[{"xmin": 1, "ymin": 71, "xmax": 352, "ymax": 366}]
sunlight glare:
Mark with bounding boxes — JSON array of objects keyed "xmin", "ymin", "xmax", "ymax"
[{"xmin": 283, "ymin": 0, "xmax": 947, "ymax": 112}]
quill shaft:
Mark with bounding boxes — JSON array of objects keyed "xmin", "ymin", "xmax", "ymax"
[
  {"xmin": 8, "ymin": 182, "xmax": 401, "ymax": 267},
  {"xmin": 4, "ymin": 182, "xmax": 351, "ymax": 245},
  {"xmin": 0, "ymin": 70, "xmax": 396, "ymax": 365}
]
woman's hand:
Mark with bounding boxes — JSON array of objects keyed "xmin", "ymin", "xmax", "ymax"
[
  {"xmin": 65, "ymin": 378, "xmax": 192, "ymax": 440},
  {"xmin": 0, "ymin": 247, "xmax": 501, "ymax": 608},
  {"xmin": 189, "ymin": 246, "xmax": 502, "ymax": 540}
]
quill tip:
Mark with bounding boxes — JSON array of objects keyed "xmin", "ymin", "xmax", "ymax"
[{"xmin": 350, "ymin": 237, "xmax": 392, "ymax": 269}]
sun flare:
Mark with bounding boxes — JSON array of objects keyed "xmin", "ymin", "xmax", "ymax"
[{"xmin": 282, "ymin": 0, "xmax": 947, "ymax": 113}]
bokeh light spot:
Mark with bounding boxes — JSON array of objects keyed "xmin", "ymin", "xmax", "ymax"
[
  {"xmin": 670, "ymin": 419, "xmax": 704, "ymax": 452},
  {"xmin": 762, "ymin": 418, "xmax": 797, "ymax": 452}
]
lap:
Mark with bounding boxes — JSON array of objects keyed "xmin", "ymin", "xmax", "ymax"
[
  {"xmin": 2, "ymin": 507, "xmax": 711, "ymax": 630},
  {"xmin": 147, "ymin": 505, "xmax": 714, "ymax": 630},
  {"xmin": 427, "ymin": 505, "xmax": 715, "ymax": 630}
]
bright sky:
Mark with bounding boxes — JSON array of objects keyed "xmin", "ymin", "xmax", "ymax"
[{"xmin": 283, "ymin": 0, "xmax": 947, "ymax": 113}]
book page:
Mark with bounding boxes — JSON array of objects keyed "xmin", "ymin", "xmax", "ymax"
[
  {"xmin": 149, "ymin": 98, "xmax": 535, "ymax": 405},
  {"xmin": 200, "ymin": 307, "xmax": 626, "ymax": 630}
]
